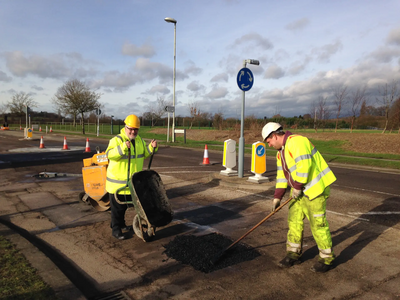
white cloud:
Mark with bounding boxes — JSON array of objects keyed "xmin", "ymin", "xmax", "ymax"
[
  {"xmin": 206, "ymin": 85, "xmax": 228, "ymax": 99},
  {"xmin": 183, "ymin": 60, "xmax": 202, "ymax": 76},
  {"xmin": 144, "ymin": 85, "xmax": 170, "ymax": 95},
  {"xmin": 233, "ymin": 33, "xmax": 273, "ymax": 51},
  {"xmin": 386, "ymin": 27, "xmax": 400, "ymax": 46},
  {"xmin": 31, "ymin": 85, "xmax": 43, "ymax": 91},
  {"xmin": 121, "ymin": 41, "xmax": 156, "ymax": 58},
  {"xmin": 92, "ymin": 71, "xmax": 138, "ymax": 91},
  {"xmin": 0, "ymin": 70, "xmax": 12, "ymax": 82},
  {"xmin": 368, "ymin": 46, "xmax": 400, "ymax": 63},
  {"xmin": 285, "ymin": 17, "xmax": 310, "ymax": 32},
  {"xmin": 187, "ymin": 81, "xmax": 205, "ymax": 92},
  {"xmin": 264, "ymin": 65, "xmax": 285, "ymax": 79},
  {"xmin": 4, "ymin": 51, "xmax": 98, "ymax": 79},
  {"xmin": 288, "ymin": 59, "xmax": 310, "ymax": 76},
  {"xmin": 312, "ymin": 40, "xmax": 343, "ymax": 63},
  {"xmin": 210, "ymin": 73, "xmax": 228, "ymax": 82}
]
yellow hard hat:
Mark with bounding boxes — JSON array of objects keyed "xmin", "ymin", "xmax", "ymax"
[{"xmin": 124, "ymin": 114, "xmax": 140, "ymax": 128}]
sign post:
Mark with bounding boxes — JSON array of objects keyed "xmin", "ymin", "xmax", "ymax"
[
  {"xmin": 96, "ymin": 108, "xmax": 101, "ymax": 137},
  {"xmin": 236, "ymin": 59, "xmax": 260, "ymax": 178},
  {"xmin": 165, "ymin": 106, "xmax": 175, "ymax": 143}
]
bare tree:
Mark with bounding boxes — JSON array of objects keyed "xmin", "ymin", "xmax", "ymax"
[
  {"xmin": 310, "ymin": 96, "xmax": 329, "ymax": 132},
  {"xmin": 332, "ymin": 85, "xmax": 348, "ymax": 132},
  {"xmin": 0, "ymin": 102, "xmax": 7, "ymax": 114},
  {"xmin": 6, "ymin": 92, "xmax": 38, "ymax": 115},
  {"xmin": 187, "ymin": 101, "xmax": 201, "ymax": 129},
  {"xmin": 213, "ymin": 111, "xmax": 224, "ymax": 130},
  {"xmin": 53, "ymin": 79, "xmax": 101, "ymax": 134},
  {"xmin": 349, "ymin": 86, "xmax": 367, "ymax": 133},
  {"xmin": 145, "ymin": 96, "xmax": 170, "ymax": 126},
  {"xmin": 376, "ymin": 81, "xmax": 399, "ymax": 133},
  {"xmin": 389, "ymin": 97, "xmax": 400, "ymax": 133}
]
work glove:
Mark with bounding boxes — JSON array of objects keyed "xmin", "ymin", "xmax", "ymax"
[
  {"xmin": 292, "ymin": 188, "xmax": 303, "ymax": 199},
  {"xmin": 271, "ymin": 198, "xmax": 281, "ymax": 212}
]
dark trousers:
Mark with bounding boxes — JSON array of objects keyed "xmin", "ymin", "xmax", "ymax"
[{"xmin": 109, "ymin": 193, "xmax": 132, "ymax": 233}]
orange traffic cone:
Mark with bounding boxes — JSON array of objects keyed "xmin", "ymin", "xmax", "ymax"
[
  {"xmin": 202, "ymin": 144, "xmax": 210, "ymax": 165},
  {"xmin": 39, "ymin": 136, "xmax": 45, "ymax": 148},
  {"xmin": 50, "ymin": 126, "xmax": 53, "ymax": 133},
  {"xmin": 84, "ymin": 138, "xmax": 91, "ymax": 152},
  {"xmin": 39, "ymin": 126, "xmax": 42, "ymax": 132},
  {"xmin": 20, "ymin": 125, "xmax": 22, "ymax": 130},
  {"xmin": 62, "ymin": 136, "xmax": 69, "ymax": 150}
]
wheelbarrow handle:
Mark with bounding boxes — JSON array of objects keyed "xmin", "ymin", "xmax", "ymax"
[
  {"xmin": 148, "ymin": 140, "xmax": 156, "ymax": 169},
  {"xmin": 148, "ymin": 153, "xmax": 154, "ymax": 169}
]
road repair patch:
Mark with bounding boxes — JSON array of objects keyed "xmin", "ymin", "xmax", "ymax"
[{"xmin": 163, "ymin": 233, "xmax": 260, "ymax": 273}]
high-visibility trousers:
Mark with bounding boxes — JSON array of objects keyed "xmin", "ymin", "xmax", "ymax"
[{"xmin": 286, "ymin": 186, "xmax": 335, "ymax": 265}]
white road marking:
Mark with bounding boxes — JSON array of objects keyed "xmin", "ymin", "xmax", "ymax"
[
  {"xmin": 159, "ymin": 171, "xmax": 215, "ymax": 174},
  {"xmin": 332, "ymin": 183, "xmax": 400, "ymax": 197},
  {"xmin": 156, "ymin": 166, "xmax": 202, "ymax": 169},
  {"xmin": 8, "ymin": 147, "xmax": 85, "ymax": 152},
  {"xmin": 349, "ymin": 211, "xmax": 400, "ymax": 215},
  {"xmin": 327, "ymin": 210, "xmax": 369, "ymax": 221},
  {"xmin": 235, "ymin": 189, "xmax": 273, "ymax": 199}
]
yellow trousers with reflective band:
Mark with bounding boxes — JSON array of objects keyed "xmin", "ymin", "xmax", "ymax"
[{"xmin": 286, "ymin": 187, "xmax": 335, "ymax": 265}]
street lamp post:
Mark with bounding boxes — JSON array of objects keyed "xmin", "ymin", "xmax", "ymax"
[
  {"xmin": 111, "ymin": 115, "xmax": 114, "ymax": 135},
  {"xmin": 164, "ymin": 17, "xmax": 177, "ymax": 142}
]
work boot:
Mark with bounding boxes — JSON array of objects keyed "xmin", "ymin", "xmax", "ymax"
[
  {"xmin": 311, "ymin": 261, "xmax": 332, "ymax": 273},
  {"xmin": 112, "ymin": 229, "xmax": 125, "ymax": 240},
  {"xmin": 122, "ymin": 225, "xmax": 133, "ymax": 231},
  {"xmin": 278, "ymin": 255, "xmax": 301, "ymax": 268}
]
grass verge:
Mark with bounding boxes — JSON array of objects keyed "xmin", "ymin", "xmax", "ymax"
[
  {"xmin": 0, "ymin": 236, "xmax": 57, "ymax": 300},
  {"xmin": 43, "ymin": 128, "xmax": 400, "ymax": 170}
]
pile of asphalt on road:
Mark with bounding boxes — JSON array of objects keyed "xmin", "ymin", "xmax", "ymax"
[{"xmin": 163, "ymin": 233, "xmax": 260, "ymax": 273}]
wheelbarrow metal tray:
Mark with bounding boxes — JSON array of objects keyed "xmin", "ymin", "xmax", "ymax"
[{"xmin": 129, "ymin": 170, "xmax": 173, "ymax": 227}]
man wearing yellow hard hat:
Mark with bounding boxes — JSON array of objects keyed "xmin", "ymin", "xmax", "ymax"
[{"xmin": 105, "ymin": 114, "xmax": 158, "ymax": 240}]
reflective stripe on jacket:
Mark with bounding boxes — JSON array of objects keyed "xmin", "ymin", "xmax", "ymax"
[
  {"xmin": 105, "ymin": 128, "xmax": 156, "ymax": 194},
  {"xmin": 274, "ymin": 131, "xmax": 336, "ymax": 200}
]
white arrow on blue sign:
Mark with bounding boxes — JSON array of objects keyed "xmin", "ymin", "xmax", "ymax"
[{"xmin": 237, "ymin": 67, "xmax": 254, "ymax": 92}]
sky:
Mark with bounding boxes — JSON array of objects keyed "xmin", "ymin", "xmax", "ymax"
[{"xmin": 1, "ymin": 0, "xmax": 400, "ymax": 120}]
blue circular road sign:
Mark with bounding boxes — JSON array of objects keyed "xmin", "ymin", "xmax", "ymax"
[
  {"xmin": 256, "ymin": 144, "xmax": 265, "ymax": 157},
  {"xmin": 237, "ymin": 67, "xmax": 254, "ymax": 92}
]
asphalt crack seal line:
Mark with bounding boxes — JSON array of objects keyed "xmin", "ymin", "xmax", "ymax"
[{"xmin": 162, "ymin": 233, "xmax": 260, "ymax": 273}]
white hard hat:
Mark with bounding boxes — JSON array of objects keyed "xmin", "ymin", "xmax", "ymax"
[{"xmin": 262, "ymin": 122, "xmax": 282, "ymax": 141}]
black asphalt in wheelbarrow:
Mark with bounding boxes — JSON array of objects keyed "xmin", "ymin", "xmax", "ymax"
[{"xmin": 128, "ymin": 169, "xmax": 173, "ymax": 241}]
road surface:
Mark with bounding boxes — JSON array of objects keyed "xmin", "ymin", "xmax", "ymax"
[{"xmin": 0, "ymin": 130, "xmax": 399, "ymax": 300}]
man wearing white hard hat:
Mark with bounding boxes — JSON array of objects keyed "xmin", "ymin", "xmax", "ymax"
[{"xmin": 262, "ymin": 122, "xmax": 336, "ymax": 273}]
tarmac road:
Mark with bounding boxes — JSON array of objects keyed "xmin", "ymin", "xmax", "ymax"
[{"xmin": 0, "ymin": 129, "xmax": 400, "ymax": 300}]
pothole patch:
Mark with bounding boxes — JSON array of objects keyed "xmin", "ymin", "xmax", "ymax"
[{"xmin": 163, "ymin": 233, "xmax": 260, "ymax": 273}]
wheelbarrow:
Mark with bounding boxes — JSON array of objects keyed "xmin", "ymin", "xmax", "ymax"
[{"xmin": 115, "ymin": 147, "xmax": 173, "ymax": 242}]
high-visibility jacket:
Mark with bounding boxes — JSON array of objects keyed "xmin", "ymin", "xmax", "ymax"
[
  {"xmin": 274, "ymin": 131, "xmax": 336, "ymax": 200},
  {"xmin": 105, "ymin": 129, "xmax": 157, "ymax": 194}
]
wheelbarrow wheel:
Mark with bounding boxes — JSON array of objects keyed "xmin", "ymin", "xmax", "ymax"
[{"xmin": 133, "ymin": 215, "xmax": 156, "ymax": 242}]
